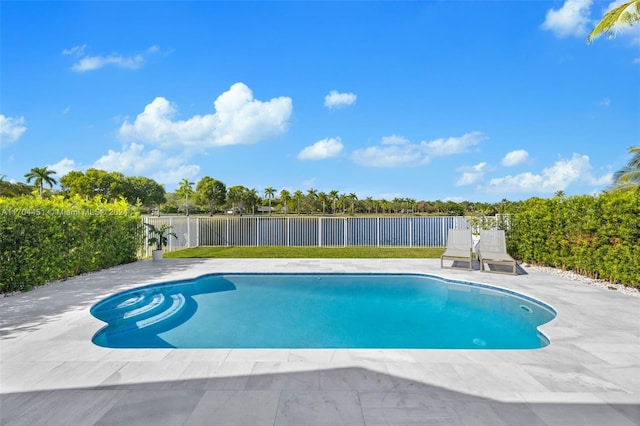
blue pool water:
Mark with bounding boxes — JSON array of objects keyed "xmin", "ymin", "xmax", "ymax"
[{"xmin": 91, "ymin": 273, "xmax": 556, "ymax": 349}]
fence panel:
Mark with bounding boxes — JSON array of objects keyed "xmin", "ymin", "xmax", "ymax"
[{"xmin": 143, "ymin": 215, "xmax": 484, "ymax": 253}]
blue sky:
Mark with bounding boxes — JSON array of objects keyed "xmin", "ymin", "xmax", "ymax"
[{"xmin": 1, "ymin": 0, "xmax": 638, "ymax": 203}]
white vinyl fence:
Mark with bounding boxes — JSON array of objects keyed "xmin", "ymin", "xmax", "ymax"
[{"xmin": 142, "ymin": 215, "xmax": 474, "ymax": 256}]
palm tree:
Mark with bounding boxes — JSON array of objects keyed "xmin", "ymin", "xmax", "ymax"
[
  {"xmin": 177, "ymin": 178, "xmax": 195, "ymax": 215},
  {"xmin": 347, "ymin": 193, "xmax": 358, "ymax": 214},
  {"xmin": 588, "ymin": 0, "xmax": 640, "ymax": 43},
  {"xmin": 24, "ymin": 166, "xmax": 57, "ymax": 197},
  {"xmin": 293, "ymin": 190, "xmax": 304, "ymax": 215},
  {"xmin": 329, "ymin": 190, "xmax": 340, "ymax": 214},
  {"xmin": 264, "ymin": 186, "xmax": 277, "ymax": 215},
  {"xmin": 317, "ymin": 192, "xmax": 328, "ymax": 214},
  {"xmin": 306, "ymin": 188, "xmax": 318, "ymax": 214},
  {"xmin": 279, "ymin": 189, "xmax": 291, "ymax": 214},
  {"xmin": 610, "ymin": 146, "xmax": 640, "ymax": 191}
]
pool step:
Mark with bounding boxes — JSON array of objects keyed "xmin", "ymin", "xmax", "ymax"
[{"xmin": 95, "ymin": 291, "xmax": 188, "ymax": 336}]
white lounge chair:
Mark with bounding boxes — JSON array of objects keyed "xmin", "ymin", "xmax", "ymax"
[
  {"xmin": 477, "ymin": 229, "xmax": 517, "ymax": 275},
  {"xmin": 440, "ymin": 229, "xmax": 473, "ymax": 270}
]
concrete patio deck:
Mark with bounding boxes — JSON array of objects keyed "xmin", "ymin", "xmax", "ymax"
[{"xmin": 1, "ymin": 259, "xmax": 639, "ymax": 425}]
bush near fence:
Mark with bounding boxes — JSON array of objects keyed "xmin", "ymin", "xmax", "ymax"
[
  {"xmin": 507, "ymin": 190, "xmax": 640, "ymax": 287},
  {"xmin": 0, "ymin": 195, "xmax": 142, "ymax": 293}
]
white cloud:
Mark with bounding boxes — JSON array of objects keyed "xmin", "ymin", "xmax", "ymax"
[
  {"xmin": 455, "ymin": 162, "xmax": 489, "ymax": 186},
  {"xmin": 485, "ymin": 153, "xmax": 611, "ymax": 194},
  {"xmin": 47, "ymin": 158, "xmax": 78, "ymax": 177},
  {"xmin": 64, "ymin": 45, "xmax": 160, "ymax": 72},
  {"xmin": 119, "ymin": 83, "xmax": 292, "ymax": 148},
  {"xmin": 298, "ymin": 137, "xmax": 344, "ymax": 160},
  {"xmin": 501, "ymin": 149, "xmax": 530, "ymax": 167},
  {"xmin": 93, "ymin": 142, "xmax": 167, "ymax": 175},
  {"xmin": 634, "ymin": 58, "xmax": 640, "ymax": 63},
  {"xmin": 62, "ymin": 44, "xmax": 87, "ymax": 56},
  {"xmin": 541, "ymin": 0, "xmax": 593, "ymax": 38},
  {"xmin": 72, "ymin": 54, "xmax": 145, "ymax": 72},
  {"xmin": 598, "ymin": 97, "xmax": 612, "ymax": 108},
  {"xmin": 50, "ymin": 143, "xmax": 200, "ymax": 189},
  {"xmin": 352, "ymin": 143, "xmax": 427, "ymax": 168},
  {"xmin": 381, "ymin": 134, "xmax": 410, "ymax": 145},
  {"xmin": 424, "ymin": 131, "xmax": 487, "ymax": 156},
  {"xmin": 352, "ymin": 131, "xmax": 486, "ymax": 168},
  {"xmin": 0, "ymin": 115, "xmax": 27, "ymax": 147},
  {"xmin": 150, "ymin": 164, "xmax": 200, "ymax": 188},
  {"xmin": 324, "ymin": 90, "xmax": 357, "ymax": 109}
]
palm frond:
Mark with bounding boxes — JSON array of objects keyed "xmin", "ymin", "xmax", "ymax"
[{"xmin": 588, "ymin": 0, "xmax": 640, "ymax": 43}]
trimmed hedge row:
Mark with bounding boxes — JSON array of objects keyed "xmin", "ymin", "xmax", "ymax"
[
  {"xmin": 0, "ymin": 196, "xmax": 143, "ymax": 293},
  {"xmin": 507, "ymin": 190, "xmax": 640, "ymax": 287}
]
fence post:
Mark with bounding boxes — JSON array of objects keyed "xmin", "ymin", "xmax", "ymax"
[
  {"xmin": 343, "ymin": 217, "xmax": 347, "ymax": 247},
  {"xmin": 318, "ymin": 217, "xmax": 322, "ymax": 247},
  {"xmin": 409, "ymin": 217, "xmax": 413, "ymax": 248},
  {"xmin": 256, "ymin": 217, "xmax": 259, "ymax": 247},
  {"xmin": 226, "ymin": 217, "xmax": 229, "ymax": 247}
]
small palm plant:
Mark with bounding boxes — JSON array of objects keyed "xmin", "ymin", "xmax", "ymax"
[{"xmin": 144, "ymin": 223, "xmax": 177, "ymax": 251}]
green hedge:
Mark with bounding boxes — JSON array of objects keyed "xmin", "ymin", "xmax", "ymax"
[
  {"xmin": 0, "ymin": 195, "xmax": 143, "ymax": 293},
  {"xmin": 507, "ymin": 191, "xmax": 640, "ymax": 287}
]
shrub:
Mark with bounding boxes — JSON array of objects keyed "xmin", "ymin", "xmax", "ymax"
[
  {"xmin": 0, "ymin": 195, "xmax": 143, "ymax": 293},
  {"xmin": 508, "ymin": 191, "xmax": 640, "ymax": 287}
]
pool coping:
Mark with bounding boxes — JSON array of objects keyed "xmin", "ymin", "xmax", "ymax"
[{"xmin": 1, "ymin": 258, "xmax": 639, "ymax": 425}]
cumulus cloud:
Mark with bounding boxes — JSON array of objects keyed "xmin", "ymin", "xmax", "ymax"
[
  {"xmin": 541, "ymin": 0, "xmax": 593, "ymax": 37},
  {"xmin": 63, "ymin": 44, "xmax": 160, "ymax": 72},
  {"xmin": 455, "ymin": 162, "xmax": 489, "ymax": 186},
  {"xmin": 324, "ymin": 90, "xmax": 357, "ymax": 109},
  {"xmin": 424, "ymin": 132, "xmax": 487, "ymax": 156},
  {"xmin": 298, "ymin": 137, "xmax": 344, "ymax": 160},
  {"xmin": 0, "ymin": 114, "xmax": 27, "ymax": 147},
  {"xmin": 47, "ymin": 158, "xmax": 78, "ymax": 177},
  {"xmin": 485, "ymin": 153, "xmax": 611, "ymax": 194},
  {"xmin": 50, "ymin": 143, "xmax": 200, "ymax": 188},
  {"xmin": 352, "ymin": 131, "xmax": 486, "ymax": 168},
  {"xmin": 119, "ymin": 83, "xmax": 292, "ymax": 148},
  {"xmin": 501, "ymin": 149, "xmax": 530, "ymax": 167},
  {"xmin": 93, "ymin": 143, "xmax": 167, "ymax": 175}
]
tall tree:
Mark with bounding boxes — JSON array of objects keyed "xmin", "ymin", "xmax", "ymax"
[
  {"xmin": 227, "ymin": 185, "xmax": 247, "ymax": 214},
  {"xmin": 293, "ymin": 190, "xmax": 304, "ymax": 215},
  {"xmin": 177, "ymin": 178, "xmax": 195, "ymax": 215},
  {"xmin": 197, "ymin": 177, "xmax": 227, "ymax": 214},
  {"xmin": 317, "ymin": 192, "xmax": 328, "ymax": 214},
  {"xmin": 588, "ymin": 0, "xmax": 640, "ymax": 43},
  {"xmin": 347, "ymin": 192, "xmax": 358, "ymax": 214},
  {"xmin": 122, "ymin": 176, "xmax": 166, "ymax": 207},
  {"xmin": 24, "ymin": 166, "xmax": 57, "ymax": 197},
  {"xmin": 264, "ymin": 186, "xmax": 277, "ymax": 215},
  {"xmin": 245, "ymin": 188, "xmax": 260, "ymax": 214},
  {"xmin": 306, "ymin": 188, "xmax": 318, "ymax": 214},
  {"xmin": 611, "ymin": 146, "xmax": 640, "ymax": 191},
  {"xmin": 279, "ymin": 189, "xmax": 291, "ymax": 214},
  {"xmin": 328, "ymin": 190, "xmax": 340, "ymax": 213}
]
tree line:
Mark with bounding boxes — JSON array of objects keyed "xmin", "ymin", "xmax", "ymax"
[{"xmin": 1, "ymin": 146, "xmax": 637, "ymax": 216}]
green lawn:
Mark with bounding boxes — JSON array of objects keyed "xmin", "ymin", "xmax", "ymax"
[{"xmin": 165, "ymin": 246, "xmax": 445, "ymax": 259}]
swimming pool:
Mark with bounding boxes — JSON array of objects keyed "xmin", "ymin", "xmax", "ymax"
[{"xmin": 91, "ymin": 273, "xmax": 556, "ymax": 349}]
